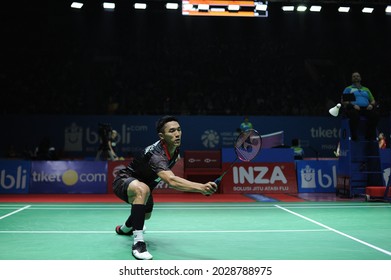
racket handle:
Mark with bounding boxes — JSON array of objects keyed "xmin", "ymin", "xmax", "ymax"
[{"xmin": 206, "ymin": 177, "xmax": 222, "ymax": 196}]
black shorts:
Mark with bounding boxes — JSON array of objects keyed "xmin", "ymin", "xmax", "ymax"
[{"xmin": 113, "ymin": 177, "xmax": 154, "ymax": 214}]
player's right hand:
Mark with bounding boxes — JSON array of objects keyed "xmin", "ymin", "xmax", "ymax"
[{"xmin": 203, "ymin": 182, "xmax": 218, "ymax": 196}]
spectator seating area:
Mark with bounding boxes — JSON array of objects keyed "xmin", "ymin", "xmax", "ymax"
[{"xmin": 2, "ymin": 5, "xmax": 390, "ymax": 117}]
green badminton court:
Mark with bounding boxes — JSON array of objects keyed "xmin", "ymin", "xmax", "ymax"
[{"xmin": 1, "ymin": 201, "xmax": 391, "ymax": 260}]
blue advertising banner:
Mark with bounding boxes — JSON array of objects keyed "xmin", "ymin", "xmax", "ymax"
[
  {"xmin": 1, "ymin": 115, "xmax": 389, "ymax": 159},
  {"xmin": 30, "ymin": 161, "xmax": 107, "ymax": 194},
  {"xmin": 222, "ymin": 148, "xmax": 294, "ymax": 163},
  {"xmin": 0, "ymin": 160, "xmax": 30, "ymax": 194},
  {"xmin": 296, "ymin": 160, "xmax": 338, "ymax": 193}
]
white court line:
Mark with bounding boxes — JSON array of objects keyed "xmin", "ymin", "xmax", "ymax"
[
  {"xmin": 5, "ymin": 206, "xmax": 252, "ymax": 210},
  {"xmin": 0, "ymin": 229, "xmax": 328, "ymax": 234},
  {"xmin": 0, "ymin": 203, "xmax": 390, "ymax": 209},
  {"xmin": 278, "ymin": 205, "xmax": 391, "ymax": 209},
  {"xmin": 0, "ymin": 205, "xmax": 288, "ymax": 210},
  {"xmin": 1, "ymin": 202, "xmax": 387, "ymax": 207},
  {"xmin": 0, "ymin": 205, "xmax": 31, "ymax": 220},
  {"xmin": 275, "ymin": 204, "xmax": 391, "ymax": 257},
  {"xmin": 1, "ymin": 204, "xmax": 390, "ymax": 211}
]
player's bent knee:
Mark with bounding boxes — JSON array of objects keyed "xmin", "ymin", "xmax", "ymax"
[
  {"xmin": 128, "ymin": 183, "xmax": 150, "ymax": 199},
  {"xmin": 145, "ymin": 212, "xmax": 152, "ymax": 220},
  {"xmin": 127, "ymin": 180, "xmax": 149, "ymax": 194}
]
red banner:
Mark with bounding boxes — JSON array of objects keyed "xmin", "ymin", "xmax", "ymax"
[
  {"xmin": 221, "ymin": 162, "xmax": 298, "ymax": 194},
  {"xmin": 184, "ymin": 150, "xmax": 221, "ymax": 169},
  {"xmin": 107, "ymin": 160, "xmax": 131, "ymax": 193}
]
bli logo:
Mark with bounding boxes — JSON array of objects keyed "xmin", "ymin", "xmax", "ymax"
[
  {"xmin": 301, "ymin": 165, "xmax": 316, "ymax": 188},
  {"xmin": 0, "ymin": 166, "xmax": 28, "ymax": 190},
  {"xmin": 300, "ymin": 164, "xmax": 336, "ymax": 189},
  {"xmin": 64, "ymin": 122, "xmax": 83, "ymax": 152}
]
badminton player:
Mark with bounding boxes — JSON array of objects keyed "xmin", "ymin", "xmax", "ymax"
[{"xmin": 113, "ymin": 115, "xmax": 217, "ymax": 260}]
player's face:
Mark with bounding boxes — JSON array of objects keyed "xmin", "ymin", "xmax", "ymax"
[{"xmin": 160, "ymin": 121, "xmax": 182, "ymax": 148}]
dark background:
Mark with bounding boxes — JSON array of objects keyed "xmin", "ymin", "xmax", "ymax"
[{"xmin": 1, "ymin": 0, "xmax": 391, "ymax": 116}]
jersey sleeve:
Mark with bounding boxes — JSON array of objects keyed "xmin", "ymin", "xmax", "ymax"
[
  {"xmin": 149, "ymin": 154, "xmax": 170, "ymax": 174},
  {"xmin": 365, "ymin": 87, "xmax": 375, "ymax": 102}
]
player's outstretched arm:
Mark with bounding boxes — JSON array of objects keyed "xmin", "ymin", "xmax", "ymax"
[{"xmin": 157, "ymin": 170, "xmax": 217, "ymax": 195}]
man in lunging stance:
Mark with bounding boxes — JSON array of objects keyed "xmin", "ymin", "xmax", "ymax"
[{"xmin": 113, "ymin": 115, "xmax": 218, "ymax": 260}]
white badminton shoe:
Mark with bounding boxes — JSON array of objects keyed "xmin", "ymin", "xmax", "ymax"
[{"xmin": 132, "ymin": 241, "xmax": 153, "ymax": 260}]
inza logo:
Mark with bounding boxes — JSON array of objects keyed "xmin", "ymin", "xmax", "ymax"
[
  {"xmin": 233, "ymin": 166, "xmax": 287, "ymax": 184},
  {"xmin": 0, "ymin": 166, "xmax": 28, "ymax": 190}
]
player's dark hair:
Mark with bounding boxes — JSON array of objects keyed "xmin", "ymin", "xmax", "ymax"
[{"xmin": 156, "ymin": 115, "xmax": 179, "ymax": 133}]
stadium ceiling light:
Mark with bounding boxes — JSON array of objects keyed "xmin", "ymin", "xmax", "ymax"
[
  {"xmin": 297, "ymin": 5, "xmax": 307, "ymax": 12},
  {"xmin": 255, "ymin": 4, "xmax": 268, "ymax": 11},
  {"xmin": 103, "ymin": 2, "xmax": 115, "ymax": 10},
  {"xmin": 166, "ymin": 3, "xmax": 179, "ymax": 10},
  {"xmin": 183, "ymin": 3, "xmax": 193, "ymax": 10},
  {"xmin": 338, "ymin": 6, "xmax": 350, "ymax": 13},
  {"xmin": 134, "ymin": 3, "xmax": 147, "ymax": 9},
  {"xmin": 386, "ymin": 6, "xmax": 391, "ymax": 13},
  {"xmin": 211, "ymin": 8, "xmax": 225, "ymax": 12},
  {"xmin": 71, "ymin": 2, "xmax": 83, "ymax": 9},
  {"xmin": 228, "ymin": 5, "xmax": 240, "ymax": 11},
  {"xmin": 282, "ymin": 6, "xmax": 294, "ymax": 11},
  {"xmin": 310, "ymin": 5, "xmax": 322, "ymax": 12},
  {"xmin": 362, "ymin": 7, "xmax": 374, "ymax": 14},
  {"xmin": 198, "ymin": 4, "xmax": 209, "ymax": 11}
]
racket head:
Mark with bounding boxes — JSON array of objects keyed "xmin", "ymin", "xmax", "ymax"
[{"xmin": 234, "ymin": 129, "xmax": 262, "ymax": 162}]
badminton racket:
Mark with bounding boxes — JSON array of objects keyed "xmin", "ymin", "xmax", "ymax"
[{"xmin": 214, "ymin": 129, "xmax": 262, "ymax": 187}]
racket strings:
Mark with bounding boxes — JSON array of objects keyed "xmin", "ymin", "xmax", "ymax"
[{"xmin": 235, "ymin": 130, "xmax": 261, "ymax": 162}]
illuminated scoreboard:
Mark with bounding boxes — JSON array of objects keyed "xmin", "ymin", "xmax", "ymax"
[{"xmin": 182, "ymin": 0, "xmax": 269, "ymax": 17}]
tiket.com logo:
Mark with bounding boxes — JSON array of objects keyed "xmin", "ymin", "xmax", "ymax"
[
  {"xmin": 32, "ymin": 170, "xmax": 106, "ymax": 186},
  {"xmin": 310, "ymin": 127, "xmax": 339, "ymax": 138}
]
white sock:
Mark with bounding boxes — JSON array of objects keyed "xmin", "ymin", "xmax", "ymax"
[
  {"xmin": 120, "ymin": 224, "xmax": 132, "ymax": 233},
  {"xmin": 133, "ymin": 230, "xmax": 144, "ymax": 244}
]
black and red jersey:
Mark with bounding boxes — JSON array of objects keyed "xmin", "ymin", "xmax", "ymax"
[{"xmin": 115, "ymin": 140, "xmax": 179, "ymax": 189}]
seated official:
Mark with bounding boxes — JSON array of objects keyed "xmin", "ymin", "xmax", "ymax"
[{"xmin": 291, "ymin": 138, "xmax": 304, "ymax": 160}]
